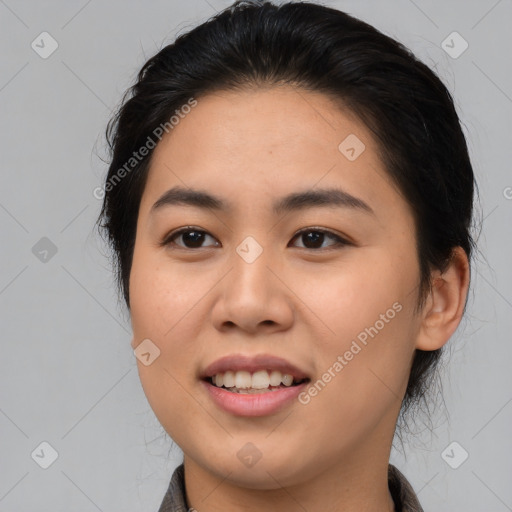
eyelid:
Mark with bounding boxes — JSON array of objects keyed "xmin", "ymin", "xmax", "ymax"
[
  {"xmin": 291, "ymin": 226, "xmax": 352, "ymax": 248},
  {"xmin": 160, "ymin": 226, "xmax": 352, "ymax": 250},
  {"xmin": 160, "ymin": 226, "xmax": 218, "ymax": 248}
]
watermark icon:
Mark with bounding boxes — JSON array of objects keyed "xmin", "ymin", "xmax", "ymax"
[
  {"xmin": 133, "ymin": 338, "xmax": 161, "ymax": 366},
  {"xmin": 237, "ymin": 442, "xmax": 263, "ymax": 468},
  {"xmin": 298, "ymin": 301, "xmax": 403, "ymax": 405},
  {"xmin": 503, "ymin": 186, "xmax": 512, "ymax": 200},
  {"xmin": 441, "ymin": 31, "xmax": 469, "ymax": 59},
  {"xmin": 31, "ymin": 441, "xmax": 59, "ymax": 469},
  {"xmin": 31, "ymin": 32, "xmax": 59, "ymax": 59},
  {"xmin": 93, "ymin": 97, "xmax": 198, "ymax": 200},
  {"xmin": 338, "ymin": 133, "xmax": 366, "ymax": 161},
  {"xmin": 32, "ymin": 236, "xmax": 58, "ymax": 263},
  {"xmin": 236, "ymin": 236, "xmax": 263, "ymax": 263},
  {"xmin": 441, "ymin": 441, "xmax": 469, "ymax": 469}
]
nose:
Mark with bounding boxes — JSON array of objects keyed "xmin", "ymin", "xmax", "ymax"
[{"xmin": 210, "ymin": 243, "xmax": 294, "ymax": 335}]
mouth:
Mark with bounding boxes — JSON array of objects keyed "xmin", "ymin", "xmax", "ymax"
[
  {"xmin": 201, "ymin": 376, "xmax": 310, "ymax": 417},
  {"xmin": 202, "ymin": 370, "xmax": 310, "ymax": 394},
  {"xmin": 200, "ymin": 353, "xmax": 311, "ymax": 393},
  {"xmin": 199, "ymin": 353, "xmax": 312, "ymax": 416}
]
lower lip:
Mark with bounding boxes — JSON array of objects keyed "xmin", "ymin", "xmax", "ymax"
[{"xmin": 201, "ymin": 379, "xmax": 309, "ymax": 417}]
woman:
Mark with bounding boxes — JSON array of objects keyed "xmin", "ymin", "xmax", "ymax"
[{"xmin": 96, "ymin": 1, "xmax": 476, "ymax": 510}]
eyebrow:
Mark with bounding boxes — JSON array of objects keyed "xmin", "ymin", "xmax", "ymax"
[{"xmin": 150, "ymin": 186, "xmax": 375, "ymax": 217}]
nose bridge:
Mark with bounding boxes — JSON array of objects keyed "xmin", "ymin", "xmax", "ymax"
[
  {"xmin": 230, "ymin": 233, "xmax": 273, "ymax": 299},
  {"xmin": 211, "ymin": 231, "xmax": 294, "ymax": 332}
]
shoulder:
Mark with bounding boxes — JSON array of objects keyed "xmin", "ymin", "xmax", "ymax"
[{"xmin": 157, "ymin": 463, "xmax": 189, "ymax": 512}]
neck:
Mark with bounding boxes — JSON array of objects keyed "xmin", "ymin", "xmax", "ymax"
[{"xmin": 183, "ymin": 433, "xmax": 396, "ymax": 512}]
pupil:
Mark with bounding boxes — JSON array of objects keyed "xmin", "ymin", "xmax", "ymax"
[
  {"xmin": 303, "ymin": 231, "xmax": 323, "ymax": 248},
  {"xmin": 183, "ymin": 231, "xmax": 204, "ymax": 248}
]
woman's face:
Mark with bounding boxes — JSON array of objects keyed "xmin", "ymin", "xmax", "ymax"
[{"xmin": 129, "ymin": 85, "xmax": 424, "ymax": 487}]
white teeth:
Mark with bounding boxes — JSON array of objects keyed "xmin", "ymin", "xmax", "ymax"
[
  {"xmin": 210, "ymin": 369, "xmax": 299, "ymax": 389},
  {"xmin": 235, "ymin": 371, "xmax": 252, "ymax": 389},
  {"xmin": 269, "ymin": 370, "xmax": 282, "ymax": 386},
  {"xmin": 251, "ymin": 370, "xmax": 271, "ymax": 389},
  {"xmin": 282, "ymin": 374, "xmax": 294, "ymax": 386},
  {"xmin": 223, "ymin": 370, "xmax": 235, "ymax": 388}
]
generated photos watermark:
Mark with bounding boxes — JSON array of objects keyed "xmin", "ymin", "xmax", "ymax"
[
  {"xmin": 298, "ymin": 301, "xmax": 403, "ymax": 405},
  {"xmin": 93, "ymin": 97, "xmax": 198, "ymax": 200}
]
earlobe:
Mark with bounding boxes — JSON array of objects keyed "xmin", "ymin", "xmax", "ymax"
[{"xmin": 415, "ymin": 247, "xmax": 470, "ymax": 351}]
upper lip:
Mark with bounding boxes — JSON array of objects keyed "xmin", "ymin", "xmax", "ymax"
[{"xmin": 201, "ymin": 353, "xmax": 310, "ymax": 381}]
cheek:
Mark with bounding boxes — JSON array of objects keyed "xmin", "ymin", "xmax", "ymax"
[
  {"xmin": 129, "ymin": 251, "xmax": 202, "ymax": 440},
  {"xmin": 129, "ymin": 246, "xmax": 194, "ymax": 339},
  {"xmin": 295, "ymin": 308, "xmax": 414, "ymax": 456},
  {"xmin": 296, "ymin": 252, "xmax": 417, "ymax": 416},
  {"xmin": 299, "ymin": 249, "xmax": 414, "ymax": 338}
]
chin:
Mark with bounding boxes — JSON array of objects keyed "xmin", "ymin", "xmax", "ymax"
[{"xmin": 199, "ymin": 447, "xmax": 312, "ymax": 490}]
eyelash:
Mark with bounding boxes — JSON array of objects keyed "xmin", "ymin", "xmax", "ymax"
[{"xmin": 160, "ymin": 226, "xmax": 351, "ymax": 252}]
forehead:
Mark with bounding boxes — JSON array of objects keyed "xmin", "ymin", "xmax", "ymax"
[
  {"xmin": 140, "ymin": 85, "xmax": 405, "ymax": 223},
  {"xmin": 151, "ymin": 85, "xmax": 373, "ymax": 163}
]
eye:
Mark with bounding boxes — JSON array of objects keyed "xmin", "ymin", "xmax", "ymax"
[
  {"xmin": 161, "ymin": 226, "xmax": 350, "ymax": 251},
  {"xmin": 289, "ymin": 228, "xmax": 350, "ymax": 250},
  {"xmin": 161, "ymin": 226, "xmax": 219, "ymax": 249}
]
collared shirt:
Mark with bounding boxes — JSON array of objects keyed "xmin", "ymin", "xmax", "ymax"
[{"xmin": 157, "ymin": 463, "xmax": 424, "ymax": 512}]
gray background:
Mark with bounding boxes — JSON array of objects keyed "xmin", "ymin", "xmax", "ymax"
[{"xmin": 1, "ymin": 0, "xmax": 511, "ymax": 510}]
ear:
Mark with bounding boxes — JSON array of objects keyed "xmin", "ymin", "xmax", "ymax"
[{"xmin": 415, "ymin": 247, "xmax": 470, "ymax": 351}]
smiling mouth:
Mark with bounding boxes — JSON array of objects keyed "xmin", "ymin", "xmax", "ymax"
[{"xmin": 203, "ymin": 371, "xmax": 310, "ymax": 394}]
